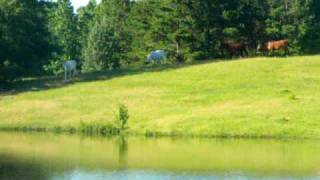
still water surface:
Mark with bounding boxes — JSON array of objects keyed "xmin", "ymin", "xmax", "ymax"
[{"xmin": 0, "ymin": 132, "xmax": 320, "ymax": 179}]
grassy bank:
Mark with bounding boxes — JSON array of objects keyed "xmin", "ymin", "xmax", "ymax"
[{"xmin": 1, "ymin": 56, "xmax": 320, "ymax": 138}]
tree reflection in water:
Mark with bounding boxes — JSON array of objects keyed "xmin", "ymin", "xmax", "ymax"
[{"xmin": 118, "ymin": 136, "xmax": 128, "ymax": 169}]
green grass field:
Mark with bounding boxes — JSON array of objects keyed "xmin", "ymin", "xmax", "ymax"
[{"xmin": 1, "ymin": 56, "xmax": 320, "ymax": 138}]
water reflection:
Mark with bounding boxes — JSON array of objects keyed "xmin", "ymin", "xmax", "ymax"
[
  {"xmin": 0, "ymin": 132, "xmax": 320, "ymax": 179},
  {"xmin": 118, "ymin": 136, "xmax": 128, "ymax": 169},
  {"xmin": 0, "ymin": 155, "xmax": 49, "ymax": 180}
]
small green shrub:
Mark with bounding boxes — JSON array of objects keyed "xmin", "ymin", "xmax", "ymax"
[{"xmin": 117, "ymin": 104, "xmax": 129, "ymax": 131}]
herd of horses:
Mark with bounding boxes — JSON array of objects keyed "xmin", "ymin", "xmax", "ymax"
[
  {"xmin": 146, "ymin": 39, "xmax": 290, "ymax": 65},
  {"xmin": 63, "ymin": 39, "xmax": 290, "ymax": 81},
  {"xmin": 223, "ymin": 39, "xmax": 290, "ymax": 58}
]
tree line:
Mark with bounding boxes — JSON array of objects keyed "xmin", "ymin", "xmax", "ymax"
[{"xmin": 1, "ymin": 0, "xmax": 320, "ymax": 82}]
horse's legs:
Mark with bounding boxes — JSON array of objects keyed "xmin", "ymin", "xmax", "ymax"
[
  {"xmin": 240, "ymin": 50, "xmax": 243, "ymax": 58},
  {"xmin": 67, "ymin": 71, "xmax": 70, "ymax": 81},
  {"xmin": 64, "ymin": 70, "xmax": 67, "ymax": 82},
  {"xmin": 264, "ymin": 50, "xmax": 269, "ymax": 58},
  {"xmin": 71, "ymin": 69, "xmax": 77, "ymax": 80},
  {"xmin": 270, "ymin": 49, "xmax": 274, "ymax": 58},
  {"xmin": 240, "ymin": 49, "xmax": 244, "ymax": 58},
  {"xmin": 245, "ymin": 49, "xmax": 249, "ymax": 57},
  {"xmin": 240, "ymin": 50, "xmax": 245, "ymax": 58},
  {"xmin": 273, "ymin": 50, "xmax": 276, "ymax": 59},
  {"xmin": 68, "ymin": 71, "xmax": 72, "ymax": 81},
  {"xmin": 285, "ymin": 47, "xmax": 289, "ymax": 57},
  {"xmin": 70, "ymin": 70, "xmax": 73, "ymax": 80}
]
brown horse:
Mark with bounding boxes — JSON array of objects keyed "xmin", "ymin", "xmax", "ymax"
[
  {"xmin": 257, "ymin": 39, "xmax": 289, "ymax": 56},
  {"xmin": 222, "ymin": 41, "xmax": 249, "ymax": 58}
]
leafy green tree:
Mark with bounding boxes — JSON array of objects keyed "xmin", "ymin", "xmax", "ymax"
[
  {"xmin": 2, "ymin": 0, "xmax": 320, "ymax": 84},
  {"xmin": 77, "ymin": 0, "xmax": 97, "ymax": 65},
  {"xmin": 147, "ymin": 0, "xmax": 195, "ymax": 62},
  {"xmin": 46, "ymin": 0, "xmax": 79, "ymax": 75},
  {"xmin": 82, "ymin": 0, "xmax": 132, "ymax": 71},
  {"xmin": 303, "ymin": 0, "xmax": 320, "ymax": 53},
  {"xmin": 82, "ymin": 17, "xmax": 120, "ymax": 71},
  {"xmin": 128, "ymin": 0, "xmax": 163, "ymax": 62},
  {"xmin": 0, "ymin": 0, "xmax": 51, "ymax": 82},
  {"xmin": 263, "ymin": 0, "xmax": 315, "ymax": 53},
  {"xmin": 101, "ymin": 0, "xmax": 132, "ymax": 65},
  {"xmin": 187, "ymin": 0, "xmax": 225, "ymax": 59}
]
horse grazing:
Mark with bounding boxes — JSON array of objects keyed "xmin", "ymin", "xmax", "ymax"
[
  {"xmin": 257, "ymin": 39, "xmax": 289, "ymax": 56},
  {"xmin": 221, "ymin": 41, "xmax": 249, "ymax": 58},
  {"xmin": 147, "ymin": 50, "xmax": 167, "ymax": 64},
  {"xmin": 64, "ymin": 60, "xmax": 78, "ymax": 82}
]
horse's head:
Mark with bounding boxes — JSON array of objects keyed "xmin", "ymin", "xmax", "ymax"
[
  {"xmin": 146, "ymin": 53, "xmax": 152, "ymax": 64},
  {"xmin": 257, "ymin": 42, "xmax": 268, "ymax": 52},
  {"xmin": 257, "ymin": 44, "xmax": 262, "ymax": 51}
]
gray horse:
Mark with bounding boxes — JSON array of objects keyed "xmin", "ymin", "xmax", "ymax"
[
  {"xmin": 64, "ymin": 60, "xmax": 78, "ymax": 82},
  {"xmin": 147, "ymin": 50, "xmax": 167, "ymax": 64}
]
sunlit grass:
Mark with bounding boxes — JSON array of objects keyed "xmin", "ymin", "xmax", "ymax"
[{"xmin": 1, "ymin": 56, "xmax": 320, "ymax": 138}]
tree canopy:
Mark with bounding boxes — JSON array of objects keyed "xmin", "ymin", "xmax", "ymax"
[{"xmin": 1, "ymin": 0, "xmax": 320, "ymax": 82}]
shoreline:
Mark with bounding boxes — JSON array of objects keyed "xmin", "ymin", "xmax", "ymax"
[{"xmin": 0, "ymin": 125, "xmax": 317, "ymax": 141}]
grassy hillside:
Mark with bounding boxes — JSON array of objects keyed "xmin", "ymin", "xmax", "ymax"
[{"xmin": 1, "ymin": 56, "xmax": 320, "ymax": 138}]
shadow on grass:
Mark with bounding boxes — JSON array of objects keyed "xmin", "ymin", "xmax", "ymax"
[
  {"xmin": 1, "ymin": 54, "xmax": 294, "ymax": 96},
  {"xmin": 0, "ymin": 61, "xmax": 215, "ymax": 96}
]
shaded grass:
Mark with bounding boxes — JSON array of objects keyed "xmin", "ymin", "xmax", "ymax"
[{"xmin": 1, "ymin": 56, "xmax": 320, "ymax": 138}]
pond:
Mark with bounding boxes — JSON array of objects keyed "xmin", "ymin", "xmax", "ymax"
[{"xmin": 0, "ymin": 132, "xmax": 320, "ymax": 180}]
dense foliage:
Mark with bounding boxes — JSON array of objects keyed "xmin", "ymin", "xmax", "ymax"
[
  {"xmin": 1, "ymin": 0, "xmax": 320, "ymax": 82},
  {"xmin": 45, "ymin": 0, "xmax": 79, "ymax": 75},
  {"xmin": 0, "ymin": 0, "xmax": 52, "ymax": 81}
]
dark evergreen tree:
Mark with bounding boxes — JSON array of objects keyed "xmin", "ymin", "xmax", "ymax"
[{"xmin": 0, "ymin": 0, "xmax": 51, "ymax": 82}]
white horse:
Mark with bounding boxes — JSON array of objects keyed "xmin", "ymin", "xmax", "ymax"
[
  {"xmin": 64, "ymin": 60, "xmax": 78, "ymax": 82},
  {"xmin": 147, "ymin": 50, "xmax": 167, "ymax": 64}
]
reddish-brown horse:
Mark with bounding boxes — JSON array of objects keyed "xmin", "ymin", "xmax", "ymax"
[
  {"xmin": 222, "ymin": 41, "xmax": 249, "ymax": 58},
  {"xmin": 257, "ymin": 39, "xmax": 289, "ymax": 56}
]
